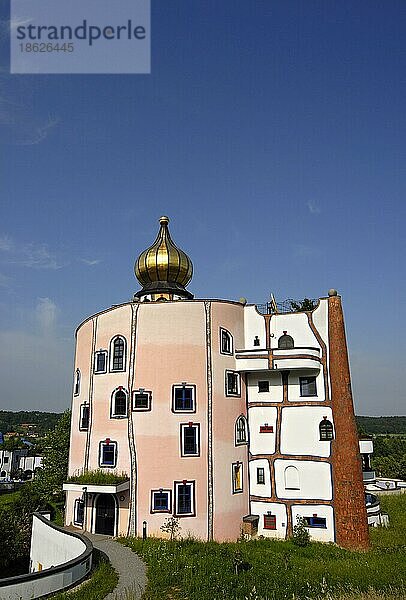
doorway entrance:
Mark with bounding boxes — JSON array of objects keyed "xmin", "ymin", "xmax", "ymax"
[{"xmin": 95, "ymin": 494, "xmax": 116, "ymax": 535}]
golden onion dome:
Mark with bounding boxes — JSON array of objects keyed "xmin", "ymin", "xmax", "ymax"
[{"xmin": 134, "ymin": 216, "xmax": 193, "ymax": 299}]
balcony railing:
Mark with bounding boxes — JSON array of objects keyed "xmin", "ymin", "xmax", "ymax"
[{"xmin": 255, "ymin": 298, "xmax": 318, "ymax": 315}]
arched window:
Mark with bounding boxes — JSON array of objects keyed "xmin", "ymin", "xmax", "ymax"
[
  {"xmin": 235, "ymin": 415, "xmax": 248, "ymax": 445},
  {"xmin": 220, "ymin": 328, "xmax": 233, "ymax": 355},
  {"xmin": 284, "ymin": 465, "xmax": 300, "ymax": 490},
  {"xmin": 278, "ymin": 333, "xmax": 294, "ymax": 349},
  {"xmin": 111, "ymin": 388, "xmax": 128, "ymax": 418},
  {"xmin": 319, "ymin": 419, "xmax": 334, "ymax": 441},
  {"xmin": 110, "ymin": 336, "xmax": 126, "ymax": 372},
  {"xmin": 74, "ymin": 369, "xmax": 81, "ymax": 396}
]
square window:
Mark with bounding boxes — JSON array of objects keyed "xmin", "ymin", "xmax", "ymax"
[
  {"xmin": 95, "ymin": 351, "xmax": 107, "ymax": 374},
  {"xmin": 232, "ymin": 462, "xmax": 243, "ymax": 493},
  {"xmin": 74, "ymin": 499, "xmax": 84, "ymax": 525},
  {"xmin": 257, "ymin": 467, "xmax": 265, "ymax": 485},
  {"xmin": 79, "ymin": 404, "xmax": 89, "ymax": 431},
  {"xmin": 264, "ymin": 514, "xmax": 276, "ymax": 530},
  {"xmin": 173, "ymin": 385, "xmax": 196, "ymax": 412},
  {"xmin": 174, "ymin": 481, "xmax": 195, "ymax": 516},
  {"xmin": 99, "ymin": 441, "xmax": 117, "ymax": 468},
  {"xmin": 299, "ymin": 376, "xmax": 317, "ymax": 397},
  {"xmin": 220, "ymin": 328, "xmax": 233, "ymax": 354},
  {"xmin": 151, "ymin": 489, "xmax": 171, "ymax": 513},
  {"xmin": 258, "ymin": 380, "xmax": 269, "ymax": 393},
  {"xmin": 133, "ymin": 390, "xmax": 151, "ymax": 411},
  {"xmin": 180, "ymin": 423, "xmax": 200, "ymax": 457},
  {"xmin": 225, "ymin": 371, "xmax": 240, "ymax": 396}
]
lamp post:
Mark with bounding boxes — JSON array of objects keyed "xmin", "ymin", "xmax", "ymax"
[{"xmin": 82, "ymin": 486, "xmax": 87, "ymax": 531}]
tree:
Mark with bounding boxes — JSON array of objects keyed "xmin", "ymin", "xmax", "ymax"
[
  {"xmin": 289, "ymin": 298, "xmax": 317, "ymax": 312},
  {"xmin": 160, "ymin": 516, "xmax": 181, "ymax": 541},
  {"xmin": 0, "ymin": 484, "xmax": 45, "ymax": 574},
  {"xmin": 33, "ymin": 409, "xmax": 71, "ymax": 501},
  {"xmin": 292, "ymin": 516, "xmax": 310, "ymax": 547}
]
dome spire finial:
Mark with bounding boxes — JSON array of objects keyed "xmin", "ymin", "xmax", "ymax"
[{"xmin": 134, "ymin": 216, "xmax": 193, "ymax": 301}]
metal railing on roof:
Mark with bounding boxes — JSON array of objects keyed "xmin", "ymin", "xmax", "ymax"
[{"xmin": 255, "ymin": 298, "xmax": 318, "ymax": 315}]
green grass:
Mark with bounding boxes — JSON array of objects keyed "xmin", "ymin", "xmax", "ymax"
[
  {"xmin": 67, "ymin": 469, "xmax": 129, "ymax": 485},
  {"xmin": 51, "ymin": 550, "xmax": 118, "ymax": 600},
  {"xmin": 0, "ymin": 491, "xmax": 20, "ymax": 506},
  {"xmin": 119, "ymin": 494, "xmax": 406, "ymax": 600}
]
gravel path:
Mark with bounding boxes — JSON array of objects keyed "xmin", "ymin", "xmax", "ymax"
[{"xmin": 84, "ymin": 533, "xmax": 147, "ymax": 600}]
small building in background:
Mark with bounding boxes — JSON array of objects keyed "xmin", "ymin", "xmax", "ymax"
[{"xmin": 0, "ymin": 449, "xmax": 43, "ymax": 481}]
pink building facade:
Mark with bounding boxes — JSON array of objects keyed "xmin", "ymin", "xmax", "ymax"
[{"xmin": 64, "ymin": 217, "xmax": 369, "ymax": 549}]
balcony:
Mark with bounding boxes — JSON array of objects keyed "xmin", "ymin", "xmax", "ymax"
[
  {"xmin": 235, "ymin": 347, "xmax": 321, "ymax": 372},
  {"xmin": 235, "ymin": 349, "xmax": 269, "ymax": 372},
  {"xmin": 271, "ymin": 347, "xmax": 321, "ymax": 371},
  {"xmin": 63, "ymin": 480, "xmax": 130, "ymax": 494}
]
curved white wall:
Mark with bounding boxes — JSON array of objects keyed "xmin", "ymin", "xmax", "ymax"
[{"xmin": 0, "ymin": 514, "xmax": 92, "ymax": 600}]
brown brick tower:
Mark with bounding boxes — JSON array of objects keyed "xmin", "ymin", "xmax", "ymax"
[{"xmin": 328, "ymin": 291, "xmax": 370, "ymax": 550}]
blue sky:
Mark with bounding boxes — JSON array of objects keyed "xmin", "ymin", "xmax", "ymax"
[{"xmin": 1, "ymin": 1, "xmax": 405, "ymax": 415}]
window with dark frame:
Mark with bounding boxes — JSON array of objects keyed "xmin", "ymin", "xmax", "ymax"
[
  {"xmin": 173, "ymin": 385, "xmax": 195, "ymax": 412},
  {"xmin": 232, "ymin": 462, "xmax": 243, "ymax": 493},
  {"xmin": 99, "ymin": 441, "xmax": 117, "ymax": 467},
  {"xmin": 319, "ymin": 419, "xmax": 334, "ymax": 440},
  {"xmin": 257, "ymin": 467, "xmax": 265, "ymax": 484},
  {"xmin": 175, "ymin": 481, "xmax": 195, "ymax": 516},
  {"xmin": 74, "ymin": 369, "xmax": 81, "ymax": 396},
  {"xmin": 226, "ymin": 371, "xmax": 240, "ymax": 396},
  {"xmin": 235, "ymin": 416, "xmax": 248, "ymax": 444},
  {"xmin": 258, "ymin": 380, "xmax": 269, "ymax": 393},
  {"xmin": 95, "ymin": 351, "xmax": 107, "ymax": 373},
  {"xmin": 111, "ymin": 336, "xmax": 125, "ymax": 371},
  {"xmin": 74, "ymin": 499, "xmax": 84, "ymax": 525},
  {"xmin": 79, "ymin": 404, "xmax": 89, "ymax": 430},
  {"xmin": 133, "ymin": 391, "xmax": 151, "ymax": 411},
  {"xmin": 112, "ymin": 389, "xmax": 127, "ymax": 417},
  {"xmin": 151, "ymin": 490, "xmax": 171, "ymax": 512},
  {"xmin": 220, "ymin": 328, "xmax": 233, "ymax": 354},
  {"xmin": 303, "ymin": 516, "xmax": 327, "ymax": 528},
  {"xmin": 264, "ymin": 514, "xmax": 276, "ymax": 530},
  {"xmin": 181, "ymin": 423, "xmax": 199, "ymax": 456},
  {"xmin": 299, "ymin": 376, "xmax": 317, "ymax": 397}
]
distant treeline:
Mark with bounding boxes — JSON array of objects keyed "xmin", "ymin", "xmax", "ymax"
[
  {"xmin": 356, "ymin": 416, "xmax": 406, "ymax": 435},
  {"xmin": 0, "ymin": 411, "xmax": 63, "ymax": 437}
]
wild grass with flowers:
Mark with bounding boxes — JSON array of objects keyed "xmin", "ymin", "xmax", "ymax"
[{"xmin": 119, "ymin": 494, "xmax": 406, "ymax": 600}]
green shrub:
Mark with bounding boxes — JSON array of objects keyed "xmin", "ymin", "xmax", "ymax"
[
  {"xmin": 67, "ymin": 469, "xmax": 129, "ymax": 485},
  {"xmin": 292, "ymin": 516, "xmax": 311, "ymax": 547}
]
